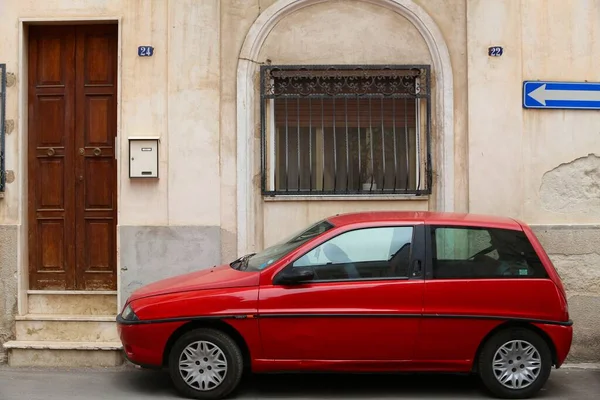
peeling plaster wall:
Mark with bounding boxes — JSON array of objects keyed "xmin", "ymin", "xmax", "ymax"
[
  {"xmin": 540, "ymin": 154, "xmax": 600, "ymax": 215},
  {"xmin": 467, "ymin": 0, "xmax": 600, "ymax": 362},
  {"xmin": 0, "ymin": 225, "xmax": 18, "ymax": 364},
  {"xmin": 0, "ymin": 0, "xmax": 599, "ymax": 364},
  {"xmin": 468, "ymin": 0, "xmax": 600, "ymax": 225}
]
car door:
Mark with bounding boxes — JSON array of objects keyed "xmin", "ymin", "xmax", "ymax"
[
  {"xmin": 257, "ymin": 222, "xmax": 425, "ymax": 365},
  {"xmin": 418, "ymin": 223, "xmax": 557, "ymax": 367}
]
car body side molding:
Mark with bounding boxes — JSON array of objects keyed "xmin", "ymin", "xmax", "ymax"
[{"xmin": 117, "ymin": 313, "xmax": 573, "ymax": 327}]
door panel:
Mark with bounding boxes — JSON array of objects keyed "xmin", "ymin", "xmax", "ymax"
[
  {"xmin": 418, "ymin": 279, "xmax": 561, "ymax": 364},
  {"xmin": 28, "ymin": 24, "xmax": 117, "ymax": 290},
  {"xmin": 28, "ymin": 26, "xmax": 76, "ymax": 290},
  {"xmin": 258, "ymin": 280, "xmax": 424, "ymax": 361},
  {"xmin": 417, "ymin": 224, "xmax": 562, "ymax": 365},
  {"xmin": 75, "ymin": 25, "xmax": 118, "ymax": 290},
  {"xmin": 258, "ymin": 224, "xmax": 426, "ymax": 364}
]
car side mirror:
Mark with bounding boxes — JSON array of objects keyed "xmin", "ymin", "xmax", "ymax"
[{"xmin": 273, "ymin": 267, "xmax": 315, "ymax": 285}]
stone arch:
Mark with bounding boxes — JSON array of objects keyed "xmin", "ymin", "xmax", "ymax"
[{"xmin": 236, "ymin": 0, "xmax": 454, "ymax": 254}]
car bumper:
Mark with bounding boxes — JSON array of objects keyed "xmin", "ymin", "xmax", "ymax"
[
  {"xmin": 534, "ymin": 321, "xmax": 573, "ymax": 368},
  {"xmin": 116, "ymin": 314, "xmax": 186, "ymax": 368}
]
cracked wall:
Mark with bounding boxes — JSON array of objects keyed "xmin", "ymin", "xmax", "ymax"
[{"xmin": 532, "ymin": 225, "xmax": 600, "ymax": 362}]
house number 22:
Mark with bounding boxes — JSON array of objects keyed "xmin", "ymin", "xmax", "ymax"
[{"xmin": 488, "ymin": 46, "xmax": 503, "ymax": 57}]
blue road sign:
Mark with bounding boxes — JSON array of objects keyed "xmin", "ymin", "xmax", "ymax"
[{"xmin": 523, "ymin": 81, "xmax": 600, "ymax": 110}]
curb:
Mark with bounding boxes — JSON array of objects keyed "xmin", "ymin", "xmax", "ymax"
[{"xmin": 561, "ymin": 363, "xmax": 600, "ymax": 370}]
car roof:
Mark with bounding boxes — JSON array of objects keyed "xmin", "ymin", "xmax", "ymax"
[{"xmin": 326, "ymin": 211, "xmax": 523, "ymax": 231}]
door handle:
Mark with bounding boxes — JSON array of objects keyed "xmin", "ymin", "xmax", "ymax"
[{"xmin": 412, "ymin": 259, "xmax": 422, "ymax": 277}]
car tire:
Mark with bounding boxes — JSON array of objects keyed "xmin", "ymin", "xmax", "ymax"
[
  {"xmin": 478, "ymin": 327, "xmax": 552, "ymax": 399},
  {"xmin": 168, "ymin": 328, "xmax": 244, "ymax": 400}
]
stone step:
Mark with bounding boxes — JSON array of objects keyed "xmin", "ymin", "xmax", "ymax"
[
  {"xmin": 27, "ymin": 291, "xmax": 118, "ymax": 315},
  {"xmin": 15, "ymin": 315, "xmax": 119, "ymax": 342},
  {"xmin": 3, "ymin": 341, "xmax": 124, "ymax": 367}
]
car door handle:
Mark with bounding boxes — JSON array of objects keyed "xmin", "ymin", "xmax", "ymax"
[{"xmin": 412, "ymin": 259, "xmax": 422, "ymax": 277}]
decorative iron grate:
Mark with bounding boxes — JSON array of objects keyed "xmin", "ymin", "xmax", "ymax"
[
  {"xmin": 260, "ymin": 65, "xmax": 432, "ymax": 196},
  {"xmin": 0, "ymin": 63, "xmax": 6, "ymax": 193}
]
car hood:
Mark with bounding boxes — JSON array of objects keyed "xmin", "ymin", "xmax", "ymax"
[{"xmin": 127, "ymin": 264, "xmax": 260, "ymax": 302}]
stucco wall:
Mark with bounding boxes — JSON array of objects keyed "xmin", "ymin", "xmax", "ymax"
[
  {"xmin": 220, "ymin": 0, "xmax": 260, "ymax": 262},
  {"xmin": 0, "ymin": 0, "xmax": 467, "ymax": 279},
  {"xmin": 467, "ymin": 0, "xmax": 600, "ymax": 362},
  {"xmin": 0, "ymin": 0, "xmax": 224, "ymax": 307},
  {"xmin": 0, "ymin": 225, "xmax": 18, "ymax": 363},
  {"xmin": 0, "ymin": 0, "xmax": 599, "ymax": 363},
  {"xmin": 532, "ymin": 225, "xmax": 600, "ymax": 362},
  {"xmin": 467, "ymin": 0, "xmax": 600, "ymax": 224},
  {"xmin": 416, "ymin": 0, "xmax": 468, "ymax": 213},
  {"xmin": 0, "ymin": 0, "xmax": 220, "ymax": 226},
  {"xmin": 254, "ymin": 0, "xmax": 467, "ymax": 246},
  {"xmin": 263, "ymin": 199, "xmax": 429, "ymax": 247},
  {"xmin": 258, "ymin": 0, "xmax": 432, "ymax": 245},
  {"xmin": 119, "ymin": 226, "xmax": 221, "ymax": 302}
]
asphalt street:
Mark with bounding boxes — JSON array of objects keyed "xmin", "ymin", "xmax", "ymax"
[{"xmin": 0, "ymin": 363, "xmax": 598, "ymax": 399}]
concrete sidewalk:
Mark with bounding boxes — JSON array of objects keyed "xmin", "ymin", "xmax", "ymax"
[{"xmin": 0, "ymin": 364, "xmax": 599, "ymax": 399}]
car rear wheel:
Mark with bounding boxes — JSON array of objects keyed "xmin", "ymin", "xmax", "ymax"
[
  {"xmin": 168, "ymin": 328, "xmax": 244, "ymax": 400},
  {"xmin": 478, "ymin": 328, "xmax": 552, "ymax": 399}
]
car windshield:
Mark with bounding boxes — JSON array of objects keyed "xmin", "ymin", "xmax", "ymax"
[{"xmin": 230, "ymin": 219, "xmax": 334, "ymax": 272}]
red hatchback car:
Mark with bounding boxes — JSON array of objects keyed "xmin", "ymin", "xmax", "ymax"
[{"xmin": 117, "ymin": 211, "xmax": 572, "ymax": 400}]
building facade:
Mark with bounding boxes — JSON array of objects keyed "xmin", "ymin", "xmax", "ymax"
[{"xmin": 0, "ymin": 0, "xmax": 599, "ymax": 365}]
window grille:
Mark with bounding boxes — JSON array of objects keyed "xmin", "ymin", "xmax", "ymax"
[{"xmin": 260, "ymin": 65, "xmax": 432, "ymax": 196}]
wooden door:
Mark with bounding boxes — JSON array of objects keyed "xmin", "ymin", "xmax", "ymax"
[{"xmin": 28, "ymin": 24, "xmax": 118, "ymax": 290}]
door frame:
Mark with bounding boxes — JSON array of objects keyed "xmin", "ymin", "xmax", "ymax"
[{"xmin": 16, "ymin": 17, "xmax": 123, "ymax": 315}]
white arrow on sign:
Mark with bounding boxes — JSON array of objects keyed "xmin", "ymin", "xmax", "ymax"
[{"xmin": 528, "ymin": 84, "xmax": 600, "ymax": 105}]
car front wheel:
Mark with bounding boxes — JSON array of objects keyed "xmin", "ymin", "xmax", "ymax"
[
  {"xmin": 168, "ymin": 328, "xmax": 244, "ymax": 400},
  {"xmin": 478, "ymin": 327, "xmax": 552, "ymax": 399}
]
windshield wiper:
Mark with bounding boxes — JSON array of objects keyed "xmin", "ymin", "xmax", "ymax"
[{"xmin": 229, "ymin": 253, "xmax": 256, "ymax": 270}]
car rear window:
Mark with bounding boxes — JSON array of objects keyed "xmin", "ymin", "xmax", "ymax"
[{"xmin": 430, "ymin": 225, "xmax": 548, "ymax": 279}]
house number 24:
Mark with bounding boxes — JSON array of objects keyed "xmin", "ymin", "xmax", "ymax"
[{"xmin": 138, "ymin": 46, "xmax": 154, "ymax": 57}]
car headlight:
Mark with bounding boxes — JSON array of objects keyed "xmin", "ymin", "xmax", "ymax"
[{"xmin": 121, "ymin": 303, "xmax": 139, "ymax": 321}]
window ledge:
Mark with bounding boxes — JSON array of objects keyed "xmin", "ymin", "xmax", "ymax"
[{"xmin": 263, "ymin": 194, "xmax": 430, "ymax": 202}]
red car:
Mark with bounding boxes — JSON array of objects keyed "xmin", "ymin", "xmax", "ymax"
[{"xmin": 117, "ymin": 211, "xmax": 572, "ymax": 400}]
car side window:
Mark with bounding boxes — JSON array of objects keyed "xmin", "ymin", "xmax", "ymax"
[
  {"xmin": 292, "ymin": 226, "xmax": 414, "ymax": 281},
  {"xmin": 431, "ymin": 226, "xmax": 547, "ymax": 279}
]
